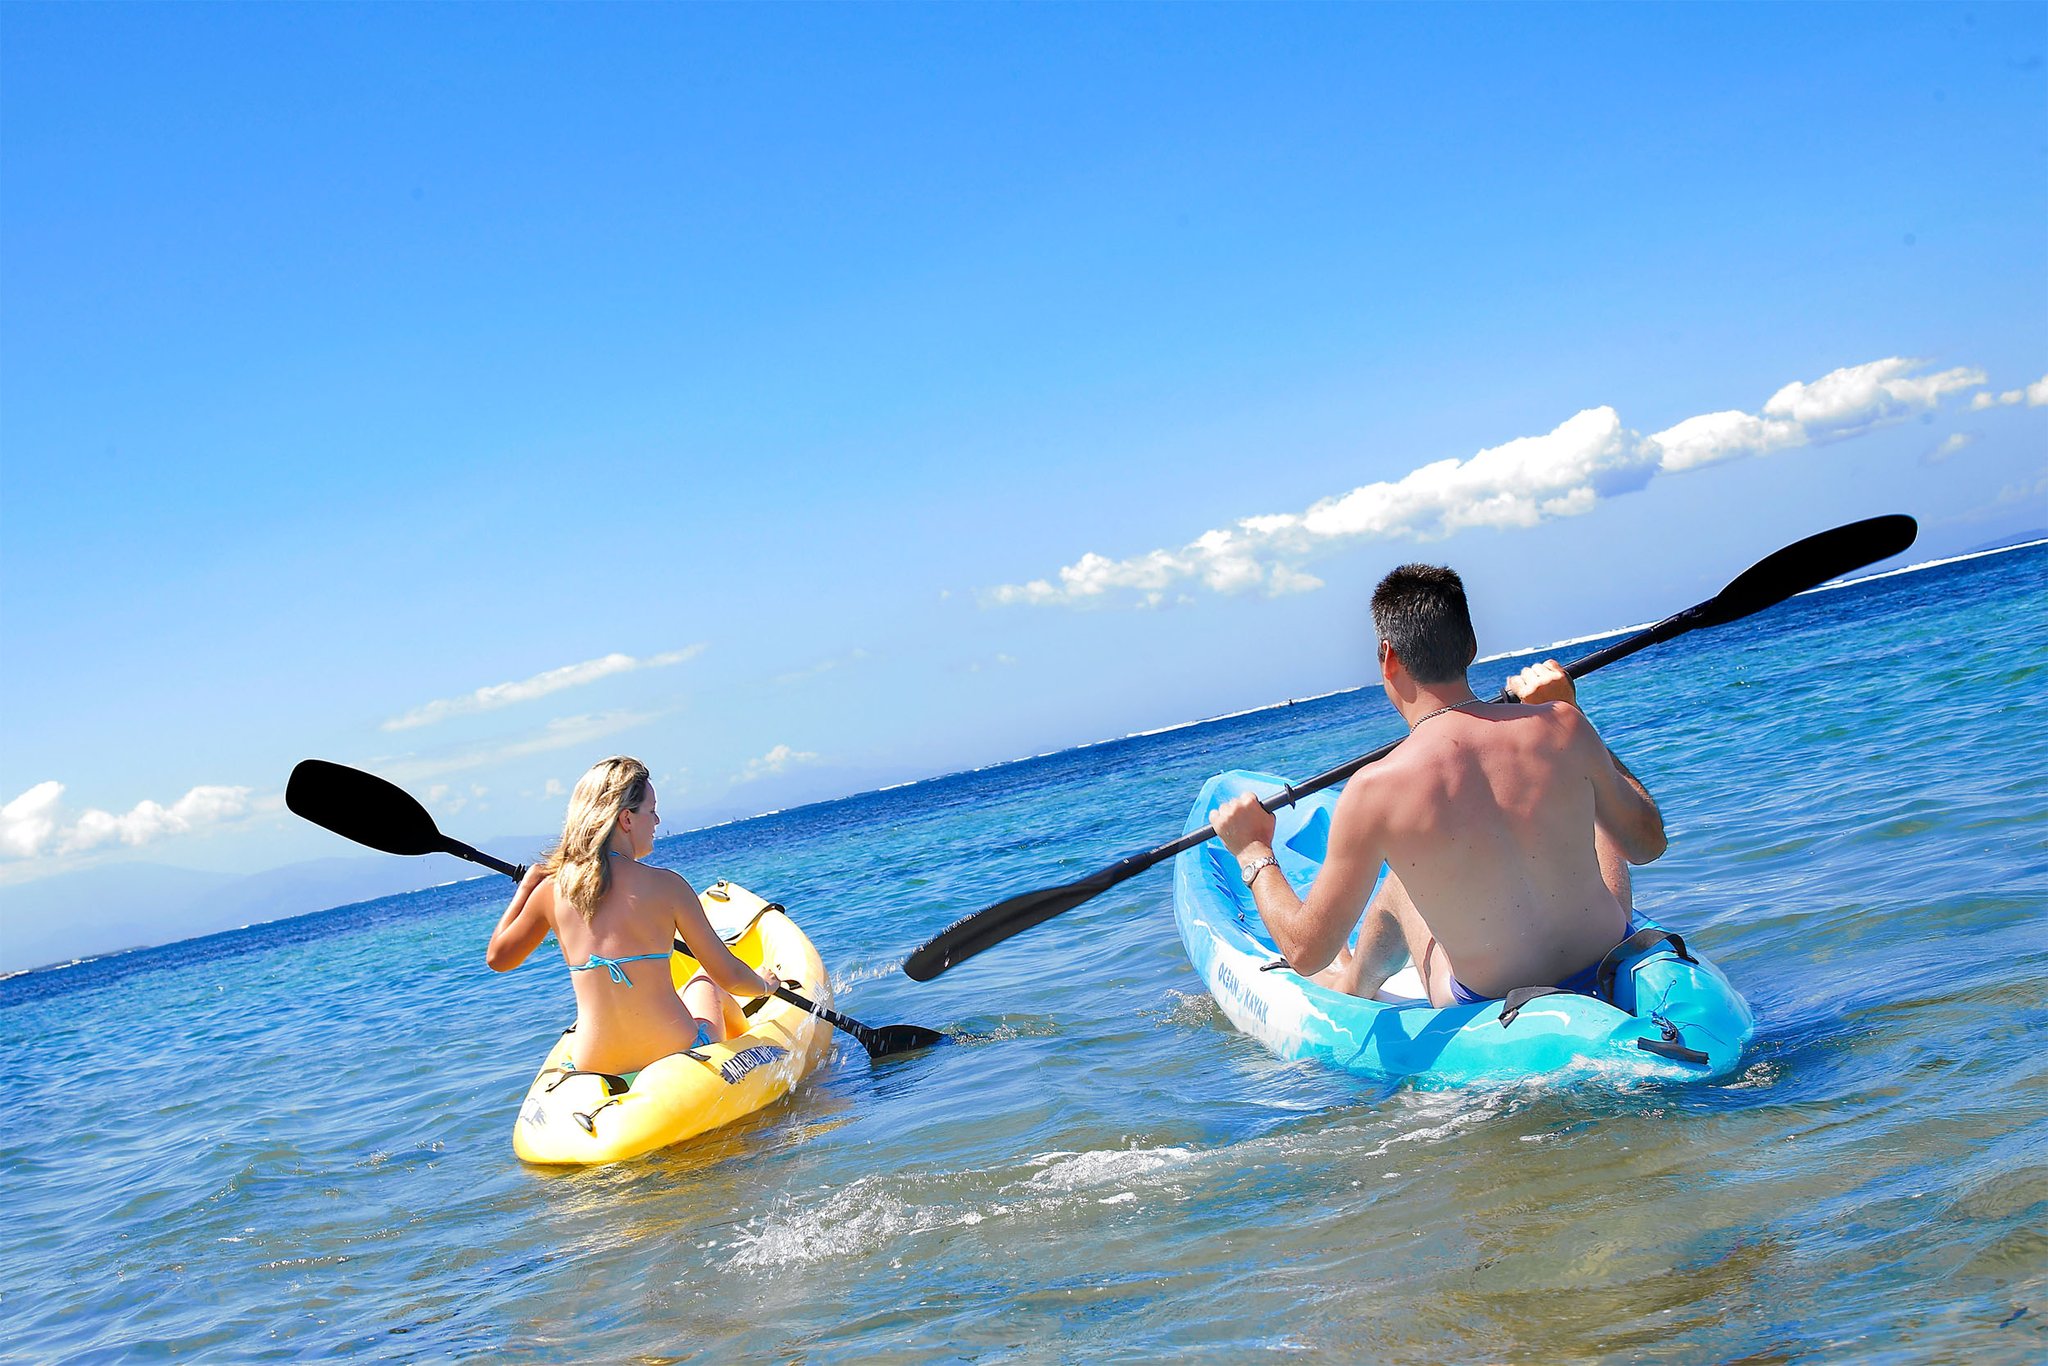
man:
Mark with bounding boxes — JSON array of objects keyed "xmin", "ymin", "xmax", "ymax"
[{"xmin": 1213, "ymin": 563, "xmax": 1667, "ymax": 1007}]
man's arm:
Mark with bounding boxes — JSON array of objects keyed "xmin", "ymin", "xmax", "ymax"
[
  {"xmin": 1584, "ymin": 730, "xmax": 1666, "ymax": 863},
  {"xmin": 1213, "ymin": 784, "xmax": 1386, "ymax": 975},
  {"xmin": 1508, "ymin": 659, "xmax": 1666, "ymax": 864}
]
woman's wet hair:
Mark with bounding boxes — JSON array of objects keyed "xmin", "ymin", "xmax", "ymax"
[
  {"xmin": 1371, "ymin": 564, "xmax": 1478, "ymax": 685},
  {"xmin": 548, "ymin": 756, "xmax": 651, "ymax": 922}
]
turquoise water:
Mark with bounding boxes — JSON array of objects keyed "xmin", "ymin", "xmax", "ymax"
[{"xmin": 3, "ymin": 545, "xmax": 2044, "ymax": 1362}]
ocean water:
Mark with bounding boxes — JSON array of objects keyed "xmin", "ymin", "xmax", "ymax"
[{"xmin": 3, "ymin": 544, "xmax": 2043, "ymax": 1363}]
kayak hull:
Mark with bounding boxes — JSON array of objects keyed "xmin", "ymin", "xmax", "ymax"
[
  {"xmin": 511, "ymin": 881, "xmax": 832, "ymax": 1166},
  {"xmin": 1172, "ymin": 770, "xmax": 1756, "ymax": 1088}
]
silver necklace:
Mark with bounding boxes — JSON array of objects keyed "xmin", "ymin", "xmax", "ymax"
[{"xmin": 1412, "ymin": 697, "xmax": 1483, "ymax": 729}]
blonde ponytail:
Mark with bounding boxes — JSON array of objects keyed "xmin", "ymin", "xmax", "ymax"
[{"xmin": 547, "ymin": 756, "xmax": 651, "ymax": 922}]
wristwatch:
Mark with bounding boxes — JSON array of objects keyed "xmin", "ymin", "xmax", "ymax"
[{"xmin": 1240, "ymin": 854, "xmax": 1279, "ymax": 887}]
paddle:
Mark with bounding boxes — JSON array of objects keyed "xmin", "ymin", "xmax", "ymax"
[
  {"xmin": 766, "ymin": 985, "xmax": 944, "ymax": 1061},
  {"xmin": 285, "ymin": 759, "xmax": 944, "ymax": 1060},
  {"xmin": 902, "ymin": 513, "xmax": 1918, "ymax": 982}
]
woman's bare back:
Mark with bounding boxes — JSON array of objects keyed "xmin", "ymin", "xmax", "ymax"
[{"xmin": 537, "ymin": 862, "xmax": 708, "ymax": 1074}]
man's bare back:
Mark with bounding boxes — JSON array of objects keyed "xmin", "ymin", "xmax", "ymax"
[
  {"xmin": 1333, "ymin": 694, "xmax": 1636, "ymax": 995},
  {"xmin": 1215, "ymin": 563, "xmax": 1665, "ymax": 1009}
]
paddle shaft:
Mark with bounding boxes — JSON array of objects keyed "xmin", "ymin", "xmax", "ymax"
[
  {"xmin": 771, "ymin": 984, "xmax": 927, "ymax": 1056},
  {"xmin": 446, "ymin": 839, "xmax": 525, "ymax": 882},
  {"xmin": 940, "ymin": 610, "xmax": 1697, "ymax": 935},
  {"xmin": 902, "ymin": 515, "xmax": 1916, "ymax": 980}
]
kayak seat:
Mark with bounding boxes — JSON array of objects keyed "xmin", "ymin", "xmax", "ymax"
[
  {"xmin": 544, "ymin": 1066, "xmax": 634, "ymax": 1096},
  {"xmin": 1494, "ymin": 928, "xmax": 1697, "ymax": 1027},
  {"xmin": 1284, "ymin": 806, "xmax": 1331, "ymax": 864}
]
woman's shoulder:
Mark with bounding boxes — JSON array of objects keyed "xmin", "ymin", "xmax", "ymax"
[{"xmin": 619, "ymin": 860, "xmax": 694, "ymax": 899}]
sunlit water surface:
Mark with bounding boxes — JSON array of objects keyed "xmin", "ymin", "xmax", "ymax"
[{"xmin": 4, "ymin": 546, "xmax": 2043, "ymax": 1362}]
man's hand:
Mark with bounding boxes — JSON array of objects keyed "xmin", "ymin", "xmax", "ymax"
[
  {"xmin": 1506, "ymin": 658, "xmax": 1578, "ymax": 707},
  {"xmin": 1214, "ymin": 792, "xmax": 1277, "ymax": 857}
]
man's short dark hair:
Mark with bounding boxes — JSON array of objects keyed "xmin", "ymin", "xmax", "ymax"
[{"xmin": 1371, "ymin": 564, "xmax": 1478, "ymax": 685}]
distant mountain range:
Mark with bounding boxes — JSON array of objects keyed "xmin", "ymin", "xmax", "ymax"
[
  {"xmin": 1960, "ymin": 529, "xmax": 2047, "ymax": 555},
  {"xmin": 0, "ymin": 837, "xmax": 548, "ymax": 975}
]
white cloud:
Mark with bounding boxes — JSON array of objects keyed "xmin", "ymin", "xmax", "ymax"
[
  {"xmin": 384, "ymin": 710, "xmax": 662, "ymax": 782},
  {"xmin": 1760, "ymin": 358, "xmax": 1982, "ymax": 438},
  {"xmin": 63, "ymin": 786, "xmax": 254, "ymax": 854},
  {"xmin": 425, "ymin": 781, "xmax": 488, "ymax": 816},
  {"xmin": 1646, "ymin": 409, "xmax": 1804, "ymax": 473},
  {"xmin": 382, "ymin": 645, "xmax": 704, "ymax": 731},
  {"xmin": 735, "ymin": 744, "xmax": 819, "ymax": 783},
  {"xmin": 1970, "ymin": 373, "xmax": 2048, "ymax": 410},
  {"xmin": 987, "ymin": 357, "xmax": 1985, "ymax": 608},
  {"xmin": 1995, "ymin": 470, "xmax": 2048, "ymax": 505},
  {"xmin": 0, "ymin": 782, "xmax": 65, "ymax": 858},
  {"xmin": 1926, "ymin": 432, "xmax": 1975, "ymax": 463},
  {"xmin": 1, "ymin": 781, "xmax": 256, "ymax": 860}
]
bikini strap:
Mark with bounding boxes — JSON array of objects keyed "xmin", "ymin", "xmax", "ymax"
[{"xmin": 568, "ymin": 951, "xmax": 672, "ymax": 985}]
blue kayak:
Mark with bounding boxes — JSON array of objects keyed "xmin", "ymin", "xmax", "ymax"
[{"xmin": 1172, "ymin": 770, "xmax": 1756, "ymax": 1087}]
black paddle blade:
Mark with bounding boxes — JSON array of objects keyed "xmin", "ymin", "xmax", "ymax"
[
  {"xmin": 858, "ymin": 1023, "xmax": 949, "ymax": 1060},
  {"xmin": 1700, "ymin": 514, "xmax": 1917, "ymax": 628},
  {"xmin": 903, "ymin": 861, "xmax": 1139, "ymax": 982},
  {"xmin": 775, "ymin": 986, "xmax": 946, "ymax": 1059},
  {"xmin": 286, "ymin": 759, "xmax": 445, "ymax": 856}
]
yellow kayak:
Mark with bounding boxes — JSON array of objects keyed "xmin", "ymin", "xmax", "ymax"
[{"xmin": 511, "ymin": 880, "xmax": 832, "ymax": 1166}]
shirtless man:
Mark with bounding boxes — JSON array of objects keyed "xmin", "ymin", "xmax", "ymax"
[{"xmin": 1214, "ymin": 564, "xmax": 1666, "ymax": 1007}]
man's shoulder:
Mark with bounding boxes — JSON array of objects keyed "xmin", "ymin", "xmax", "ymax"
[
  {"xmin": 1486, "ymin": 698, "xmax": 1593, "ymax": 744},
  {"xmin": 1334, "ymin": 754, "xmax": 1423, "ymax": 819}
]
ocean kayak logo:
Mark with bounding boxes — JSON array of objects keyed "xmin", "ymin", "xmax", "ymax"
[
  {"xmin": 521, "ymin": 1099, "xmax": 547, "ymax": 1128},
  {"xmin": 1214, "ymin": 960, "xmax": 1268, "ymax": 1026},
  {"xmin": 719, "ymin": 1044, "xmax": 786, "ymax": 1085}
]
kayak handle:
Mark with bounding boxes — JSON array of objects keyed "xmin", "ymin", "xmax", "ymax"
[{"xmin": 1636, "ymin": 1036, "xmax": 1711, "ymax": 1066}]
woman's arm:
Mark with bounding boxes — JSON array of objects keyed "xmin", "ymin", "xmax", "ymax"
[
  {"xmin": 667, "ymin": 873, "xmax": 779, "ymax": 996},
  {"xmin": 486, "ymin": 865, "xmax": 554, "ymax": 972}
]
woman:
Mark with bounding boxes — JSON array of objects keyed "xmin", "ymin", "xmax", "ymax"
[{"xmin": 486, "ymin": 755, "xmax": 779, "ymax": 1076}]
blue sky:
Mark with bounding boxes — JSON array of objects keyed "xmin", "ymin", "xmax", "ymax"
[{"xmin": 3, "ymin": 5, "xmax": 2043, "ymax": 908}]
